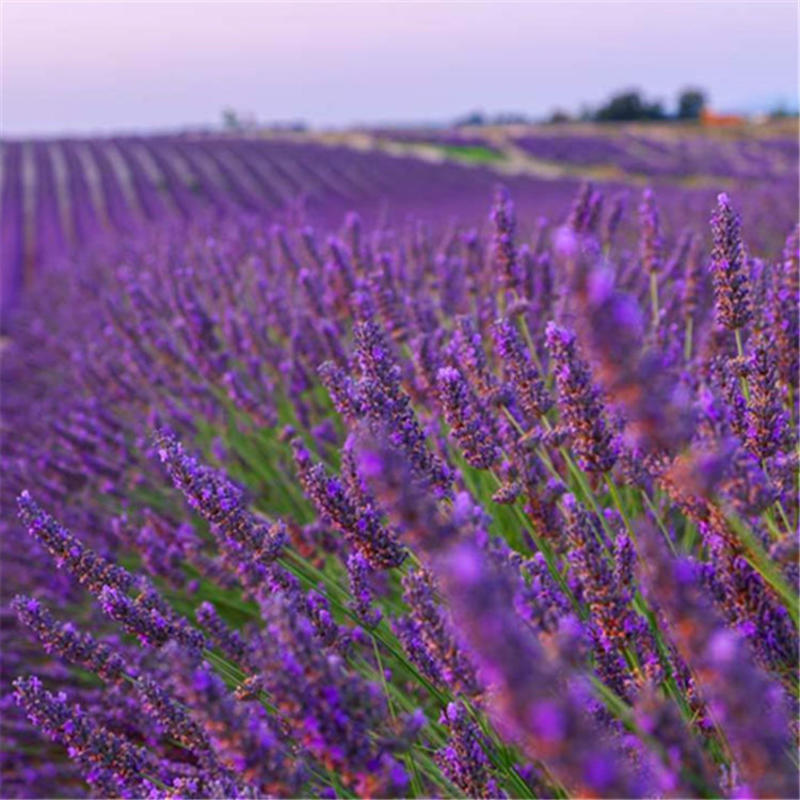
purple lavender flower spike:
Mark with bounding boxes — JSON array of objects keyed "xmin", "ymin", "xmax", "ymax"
[
  {"xmin": 399, "ymin": 568, "xmax": 480, "ymax": 695},
  {"xmin": 632, "ymin": 684, "xmax": 721, "ymax": 797},
  {"xmin": 514, "ymin": 551, "xmax": 571, "ymax": 633},
  {"xmin": 353, "ymin": 298, "xmax": 452, "ymax": 493},
  {"xmin": 356, "ymin": 429, "xmax": 460, "ymax": 555},
  {"xmin": 577, "ymin": 268, "xmax": 695, "ymax": 454},
  {"xmin": 291, "ymin": 437, "xmax": 406, "ymax": 569},
  {"xmin": 250, "ymin": 591, "xmax": 406, "ymax": 796},
  {"xmin": 491, "ymin": 186, "xmax": 518, "ymax": 290},
  {"xmin": 154, "ymin": 429, "xmax": 287, "ymax": 565},
  {"xmin": 636, "ymin": 524, "xmax": 797, "ymax": 799},
  {"xmin": 99, "ymin": 585, "xmax": 205, "ymax": 652},
  {"xmin": 492, "ymin": 317, "xmax": 552, "ymax": 425},
  {"xmin": 136, "ymin": 676, "xmax": 239, "ymax": 792},
  {"xmin": 639, "ymin": 188, "xmax": 663, "ymax": 278},
  {"xmin": 770, "ymin": 226, "xmax": 799, "ymax": 391},
  {"xmin": 435, "ymin": 701, "xmax": 501, "ymax": 798},
  {"xmin": 450, "ymin": 314, "xmax": 498, "ymax": 400},
  {"xmin": 562, "ymin": 496, "xmax": 661, "ymax": 694},
  {"xmin": 345, "ymin": 551, "xmax": 382, "ymax": 627},
  {"xmin": 318, "ymin": 360, "xmax": 364, "ymax": 424},
  {"xmin": 13, "ymin": 676, "xmax": 150, "ymax": 796},
  {"xmin": 710, "ymin": 192, "xmax": 751, "ymax": 331},
  {"xmin": 567, "ymin": 182, "xmax": 594, "ymax": 234},
  {"xmin": 545, "ymin": 323, "xmax": 617, "ymax": 473},
  {"xmin": 17, "ymin": 490, "xmax": 136, "ymax": 595},
  {"xmin": 12, "ymin": 595, "xmax": 127, "ymax": 684},
  {"xmin": 603, "ymin": 191, "xmax": 627, "ymax": 248},
  {"xmin": 195, "ymin": 601, "xmax": 251, "ymax": 668},
  {"xmin": 436, "ymin": 366, "xmax": 501, "ymax": 469},
  {"xmin": 744, "ymin": 335, "xmax": 789, "ymax": 460}
]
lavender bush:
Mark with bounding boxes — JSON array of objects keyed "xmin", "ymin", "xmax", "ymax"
[{"xmin": 1, "ymin": 133, "xmax": 798, "ymax": 799}]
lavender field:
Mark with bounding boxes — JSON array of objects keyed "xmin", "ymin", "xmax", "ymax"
[{"xmin": 1, "ymin": 121, "xmax": 798, "ymax": 800}]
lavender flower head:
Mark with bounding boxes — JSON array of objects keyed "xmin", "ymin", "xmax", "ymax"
[
  {"xmin": 491, "ymin": 186, "xmax": 518, "ymax": 289},
  {"xmin": 435, "ymin": 702, "xmax": 500, "ymax": 798},
  {"xmin": 12, "ymin": 596, "xmax": 127, "ymax": 683},
  {"xmin": 639, "ymin": 188, "xmax": 663, "ymax": 276},
  {"xmin": 436, "ymin": 366, "xmax": 500, "ymax": 469},
  {"xmin": 710, "ymin": 192, "xmax": 751, "ymax": 330},
  {"xmin": 545, "ymin": 323, "xmax": 617, "ymax": 473},
  {"xmin": 492, "ymin": 317, "xmax": 552, "ymax": 424},
  {"xmin": 154, "ymin": 429, "xmax": 286, "ymax": 565},
  {"xmin": 13, "ymin": 676, "xmax": 149, "ymax": 796},
  {"xmin": 16, "ymin": 490, "xmax": 135, "ymax": 595}
]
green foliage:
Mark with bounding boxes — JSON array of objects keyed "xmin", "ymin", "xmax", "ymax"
[
  {"xmin": 594, "ymin": 89, "xmax": 666, "ymax": 122},
  {"xmin": 436, "ymin": 144, "xmax": 505, "ymax": 164},
  {"xmin": 677, "ymin": 88, "xmax": 707, "ymax": 120}
]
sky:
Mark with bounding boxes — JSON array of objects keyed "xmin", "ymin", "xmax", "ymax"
[{"xmin": 2, "ymin": 0, "xmax": 798, "ymax": 136}]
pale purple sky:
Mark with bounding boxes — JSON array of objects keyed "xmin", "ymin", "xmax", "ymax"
[{"xmin": 2, "ymin": 1, "xmax": 798, "ymax": 136}]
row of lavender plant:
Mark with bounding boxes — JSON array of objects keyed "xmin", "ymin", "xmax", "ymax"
[
  {"xmin": 4, "ymin": 132, "xmax": 796, "ymax": 331},
  {"xmin": 0, "ymin": 135, "xmax": 565, "ymax": 298},
  {"xmin": 513, "ymin": 131, "xmax": 799, "ymax": 181},
  {"xmin": 2, "ymin": 180, "xmax": 798, "ymax": 798}
]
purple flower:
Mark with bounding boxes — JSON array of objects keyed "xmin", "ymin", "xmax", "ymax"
[
  {"xmin": 491, "ymin": 186, "xmax": 518, "ymax": 290},
  {"xmin": 136, "ymin": 676, "xmax": 237, "ymax": 789},
  {"xmin": 436, "ymin": 365, "xmax": 500, "ymax": 469},
  {"xmin": 450, "ymin": 314, "xmax": 498, "ymax": 400},
  {"xmin": 636, "ymin": 524, "xmax": 797, "ymax": 798},
  {"xmin": 17, "ymin": 490, "xmax": 136, "ymax": 596},
  {"xmin": 545, "ymin": 323, "xmax": 618, "ymax": 473},
  {"xmin": 13, "ymin": 676, "xmax": 150, "ymax": 796},
  {"xmin": 435, "ymin": 702, "xmax": 500, "ymax": 798},
  {"xmin": 291, "ymin": 437, "xmax": 405, "ymax": 569},
  {"xmin": 710, "ymin": 193, "xmax": 751, "ymax": 330},
  {"xmin": 744, "ymin": 335, "xmax": 789, "ymax": 460},
  {"xmin": 12, "ymin": 595, "xmax": 127, "ymax": 683},
  {"xmin": 567, "ymin": 182, "xmax": 594, "ymax": 234},
  {"xmin": 345, "ymin": 551, "xmax": 382, "ymax": 628},
  {"xmin": 492, "ymin": 317, "xmax": 552, "ymax": 424},
  {"xmin": 603, "ymin": 191, "xmax": 627, "ymax": 248},
  {"xmin": 154, "ymin": 429, "xmax": 287, "ymax": 565},
  {"xmin": 639, "ymin": 188, "xmax": 663, "ymax": 276},
  {"xmin": 353, "ymin": 300, "xmax": 451, "ymax": 493},
  {"xmin": 195, "ymin": 601, "xmax": 251, "ymax": 668},
  {"xmin": 98, "ymin": 585, "xmax": 204, "ymax": 652},
  {"xmin": 770, "ymin": 226, "xmax": 799, "ymax": 390},
  {"xmin": 398, "ymin": 568, "xmax": 479, "ymax": 695},
  {"xmin": 318, "ymin": 361, "xmax": 363, "ymax": 423}
]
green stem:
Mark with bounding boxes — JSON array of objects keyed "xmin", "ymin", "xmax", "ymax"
[
  {"xmin": 724, "ymin": 510, "xmax": 799, "ymax": 626},
  {"xmin": 637, "ymin": 487, "xmax": 679, "ymax": 556},
  {"xmin": 649, "ymin": 271, "xmax": 660, "ymax": 327},
  {"xmin": 684, "ymin": 315, "xmax": 693, "ymax": 362},
  {"xmin": 605, "ymin": 476, "xmax": 634, "ymax": 539},
  {"xmin": 734, "ymin": 328, "xmax": 751, "ymax": 403}
]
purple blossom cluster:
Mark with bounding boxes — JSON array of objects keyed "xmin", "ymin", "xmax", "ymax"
[{"xmin": 1, "ymin": 130, "xmax": 798, "ymax": 800}]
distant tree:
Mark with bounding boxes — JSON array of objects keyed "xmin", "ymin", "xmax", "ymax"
[
  {"xmin": 454, "ymin": 110, "xmax": 487, "ymax": 127},
  {"xmin": 222, "ymin": 108, "xmax": 261, "ymax": 131},
  {"xmin": 222, "ymin": 108, "xmax": 242, "ymax": 131},
  {"xmin": 768, "ymin": 104, "xmax": 799, "ymax": 120},
  {"xmin": 594, "ymin": 90, "xmax": 666, "ymax": 122},
  {"xmin": 493, "ymin": 112, "xmax": 529, "ymax": 125},
  {"xmin": 548, "ymin": 109, "xmax": 572, "ymax": 124},
  {"xmin": 266, "ymin": 120, "xmax": 308, "ymax": 132},
  {"xmin": 677, "ymin": 88, "xmax": 707, "ymax": 120}
]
